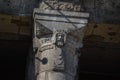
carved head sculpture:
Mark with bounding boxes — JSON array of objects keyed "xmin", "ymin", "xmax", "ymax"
[{"xmin": 55, "ymin": 32, "xmax": 65, "ymax": 47}]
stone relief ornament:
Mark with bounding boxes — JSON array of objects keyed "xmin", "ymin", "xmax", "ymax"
[{"xmin": 26, "ymin": 1, "xmax": 89, "ymax": 80}]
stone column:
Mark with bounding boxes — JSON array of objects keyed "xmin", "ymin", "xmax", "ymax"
[{"xmin": 26, "ymin": 1, "xmax": 89, "ymax": 80}]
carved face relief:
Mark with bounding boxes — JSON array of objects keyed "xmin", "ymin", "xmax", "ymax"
[{"xmin": 55, "ymin": 33, "xmax": 65, "ymax": 47}]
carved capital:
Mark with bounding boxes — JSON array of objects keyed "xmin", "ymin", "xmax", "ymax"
[{"xmin": 33, "ymin": 6, "xmax": 89, "ymax": 80}]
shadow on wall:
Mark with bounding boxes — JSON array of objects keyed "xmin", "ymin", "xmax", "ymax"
[{"xmin": 0, "ymin": 40, "xmax": 31, "ymax": 80}]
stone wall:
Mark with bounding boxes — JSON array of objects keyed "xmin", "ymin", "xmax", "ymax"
[
  {"xmin": 0, "ymin": 0, "xmax": 120, "ymax": 23},
  {"xmin": 0, "ymin": 14, "xmax": 120, "ymax": 43}
]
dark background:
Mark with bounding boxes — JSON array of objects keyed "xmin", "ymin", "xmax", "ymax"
[{"xmin": 0, "ymin": 40, "xmax": 120, "ymax": 80}]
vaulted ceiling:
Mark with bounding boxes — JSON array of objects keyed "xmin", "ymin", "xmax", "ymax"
[{"xmin": 0, "ymin": 0, "xmax": 120, "ymax": 24}]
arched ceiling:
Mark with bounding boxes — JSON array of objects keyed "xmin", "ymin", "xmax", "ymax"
[{"xmin": 0, "ymin": 0, "xmax": 120, "ymax": 24}]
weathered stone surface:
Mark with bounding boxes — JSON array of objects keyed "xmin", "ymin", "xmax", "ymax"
[
  {"xmin": 33, "ymin": 9, "xmax": 89, "ymax": 18},
  {"xmin": 0, "ymin": 0, "xmax": 36, "ymax": 15},
  {"xmin": 39, "ymin": 1, "xmax": 81, "ymax": 11},
  {"xmin": 34, "ymin": 10, "xmax": 89, "ymax": 35},
  {"xmin": 26, "ymin": 0, "xmax": 89, "ymax": 80},
  {"xmin": 0, "ymin": 0, "xmax": 120, "ymax": 24},
  {"xmin": 31, "ymin": 7, "xmax": 89, "ymax": 80}
]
